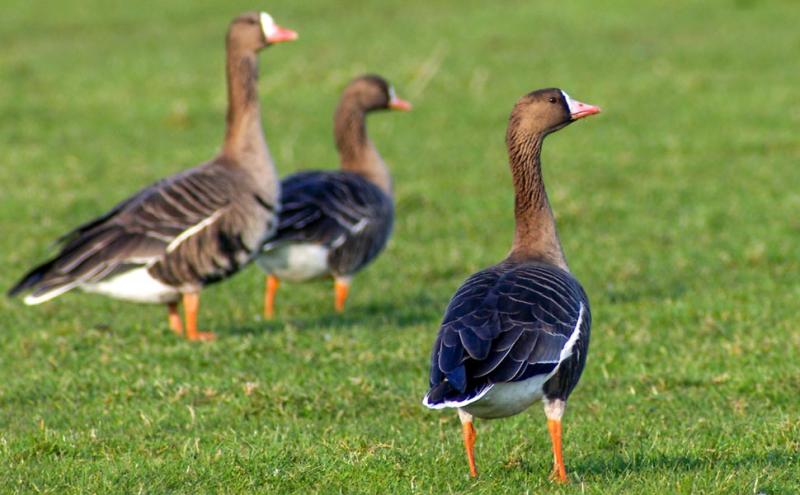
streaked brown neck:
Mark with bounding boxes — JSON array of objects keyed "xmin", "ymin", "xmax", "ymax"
[
  {"xmin": 334, "ymin": 100, "xmax": 392, "ymax": 195},
  {"xmin": 506, "ymin": 130, "xmax": 568, "ymax": 270},
  {"xmin": 221, "ymin": 42, "xmax": 269, "ymax": 166}
]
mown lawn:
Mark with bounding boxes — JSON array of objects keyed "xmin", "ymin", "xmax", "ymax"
[{"xmin": 1, "ymin": 0, "xmax": 799, "ymax": 493}]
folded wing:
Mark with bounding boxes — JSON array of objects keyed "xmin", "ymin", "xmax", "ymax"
[{"xmin": 425, "ymin": 261, "xmax": 589, "ymax": 406}]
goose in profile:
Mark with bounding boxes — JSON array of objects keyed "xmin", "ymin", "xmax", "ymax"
[
  {"xmin": 256, "ymin": 75, "xmax": 410, "ymax": 318},
  {"xmin": 7, "ymin": 11, "xmax": 298, "ymax": 341},
  {"xmin": 423, "ymin": 88, "xmax": 600, "ymax": 481}
]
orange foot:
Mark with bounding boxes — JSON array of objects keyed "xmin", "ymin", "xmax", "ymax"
[
  {"xmin": 167, "ymin": 302, "xmax": 184, "ymax": 336},
  {"xmin": 182, "ymin": 292, "xmax": 216, "ymax": 342},
  {"xmin": 334, "ymin": 278, "xmax": 350, "ymax": 313},
  {"xmin": 186, "ymin": 331, "xmax": 217, "ymax": 342},
  {"xmin": 549, "ymin": 466, "xmax": 568, "ymax": 483},
  {"xmin": 264, "ymin": 275, "xmax": 279, "ymax": 319}
]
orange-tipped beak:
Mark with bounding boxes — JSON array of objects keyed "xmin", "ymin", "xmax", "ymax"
[
  {"xmin": 267, "ymin": 25, "xmax": 298, "ymax": 44},
  {"xmin": 389, "ymin": 97, "xmax": 413, "ymax": 111},
  {"xmin": 568, "ymin": 99, "xmax": 601, "ymax": 120}
]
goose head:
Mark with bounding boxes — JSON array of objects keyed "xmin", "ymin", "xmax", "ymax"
[
  {"xmin": 228, "ymin": 11, "xmax": 298, "ymax": 52},
  {"xmin": 345, "ymin": 75, "xmax": 412, "ymax": 113},
  {"xmin": 509, "ymin": 88, "xmax": 600, "ymax": 137}
]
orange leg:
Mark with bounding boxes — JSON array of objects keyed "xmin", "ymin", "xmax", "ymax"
[
  {"xmin": 458, "ymin": 409, "xmax": 478, "ymax": 477},
  {"xmin": 264, "ymin": 275, "xmax": 280, "ymax": 319},
  {"xmin": 463, "ymin": 420, "xmax": 478, "ymax": 477},
  {"xmin": 167, "ymin": 301, "xmax": 183, "ymax": 335},
  {"xmin": 547, "ymin": 419, "xmax": 568, "ymax": 483},
  {"xmin": 182, "ymin": 292, "xmax": 216, "ymax": 342},
  {"xmin": 334, "ymin": 278, "xmax": 350, "ymax": 313}
]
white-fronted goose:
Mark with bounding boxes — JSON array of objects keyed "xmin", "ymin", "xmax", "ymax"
[
  {"xmin": 256, "ymin": 75, "xmax": 411, "ymax": 318},
  {"xmin": 423, "ymin": 88, "xmax": 600, "ymax": 481},
  {"xmin": 7, "ymin": 12, "xmax": 298, "ymax": 341}
]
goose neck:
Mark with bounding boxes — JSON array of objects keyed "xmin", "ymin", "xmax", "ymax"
[
  {"xmin": 507, "ymin": 131, "xmax": 567, "ymax": 269},
  {"xmin": 222, "ymin": 45, "xmax": 268, "ymax": 162},
  {"xmin": 334, "ymin": 103, "xmax": 392, "ymax": 195}
]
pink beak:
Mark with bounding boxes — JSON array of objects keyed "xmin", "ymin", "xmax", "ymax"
[
  {"xmin": 267, "ymin": 24, "xmax": 299, "ymax": 44},
  {"xmin": 389, "ymin": 96, "xmax": 413, "ymax": 112},
  {"xmin": 569, "ymin": 99, "xmax": 601, "ymax": 120}
]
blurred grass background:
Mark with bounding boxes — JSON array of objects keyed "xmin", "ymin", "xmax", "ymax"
[{"xmin": 1, "ymin": 0, "xmax": 799, "ymax": 493}]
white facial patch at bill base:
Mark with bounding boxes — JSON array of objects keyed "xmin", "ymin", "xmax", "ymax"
[
  {"xmin": 260, "ymin": 12, "xmax": 277, "ymax": 40},
  {"xmin": 560, "ymin": 90, "xmax": 578, "ymax": 115},
  {"xmin": 388, "ymin": 85, "xmax": 397, "ymax": 102}
]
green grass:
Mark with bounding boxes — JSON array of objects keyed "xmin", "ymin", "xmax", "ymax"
[{"xmin": 1, "ymin": 0, "xmax": 799, "ymax": 493}]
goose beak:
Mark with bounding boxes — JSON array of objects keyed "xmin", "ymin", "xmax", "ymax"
[
  {"xmin": 568, "ymin": 99, "xmax": 601, "ymax": 120},
  {"xmin": 389, "ymin": 97, "xmax": 413, "ymax": 112},
  {"xmin": 267, "ymin": 24, "xmax": 299, "ymax": 44}
]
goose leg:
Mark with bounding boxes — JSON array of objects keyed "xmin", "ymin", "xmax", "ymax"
[
  {"xmin": 167, "ymin": 301, "xmax": 183, "ymax": 335},
  {"xmin": 264, "ymin": 275, "xmax": 280, "ymax": 319},
  {"xmin": 182, "ymin": 292, "xmax": 216, "ymax": 342},
  {"xmin": 545, "ymin": 399, "xmax": 568, "ymax": 483},
  {"xmin": 458, "ymin": 409, "xmax": 478, "ymax": 478},
  {"xmin": 334, "ymin": 277, "xmax": 350, "ymax": 313}
]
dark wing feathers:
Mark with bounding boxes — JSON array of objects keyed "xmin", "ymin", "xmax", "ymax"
[
  {"xmin": 427, "ymin": 261, "xmax": 589, "ymax": 404},
  {"xmin": 263, "ymin": 171, "xmax": 393, "ymax": 276},
  {"xmin": 9, "ymin": 165, "xmax": 242, "ymax": 299}
]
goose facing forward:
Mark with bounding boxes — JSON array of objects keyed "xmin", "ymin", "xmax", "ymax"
[
  {"xmin": 257, "ymin": 75, "xmax": 411, "ymax": 318},
  {"xmin": 423, "ymin": 88, "xmax": 600, "ymax": 481},
  {"xmin": 7, "ymin": 12, "xmax": 298, "ymax": 341}
]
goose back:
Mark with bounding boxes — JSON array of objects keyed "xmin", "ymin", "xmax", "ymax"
[
  {"xmin": 260, "ymin": 170, "xmax": 393, "ymax": 278},
  {"xmin": 424, "ymin": 260, "xmax": 590, "ymax": 414}
]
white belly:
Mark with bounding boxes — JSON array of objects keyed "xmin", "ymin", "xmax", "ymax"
[
  {"xmin": 257, "ymin": 243, "xmax": 330, "ymax": 282},
  {"xmin": 463, "ymin": 375, "xmax": 550, "ymax": 419},
  {"xmin": 82, "ymin": 267, "xmax": 180, "ymax": 304}
]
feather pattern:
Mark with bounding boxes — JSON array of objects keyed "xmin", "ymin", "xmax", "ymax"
[
  {"xmin": 260, "ymin": 170, "xmax": 392, "ymax": 277},
  {"xmin": 9, "ymin": 163, "xmax": 277, "ymax": 303},
  {"xmin": 424, "ymin": 260, "xmax": 591, "ymax": 407}
]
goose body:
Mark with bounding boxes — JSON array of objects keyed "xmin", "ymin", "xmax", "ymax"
[
  {"xmin": 8, "ymin": 12, "xmax": 298, "ymax": 340},
  {"xmin": 257, "ymin": 75, "xmax": 409, "ymax": 317},
  {"xmin": 424, "ymin": 261, "xmax": 590, "ymax": 419},
  {"xmin": 15, "ymin": 164, "xmax": 276, "ymax": 305},
  {"xmin": 258, "ymin": 170, "xmax": 393, "ymax": 282},
  {"xmin": 423, "ymin": 88, "xmax": 600, "ymax": 481}
]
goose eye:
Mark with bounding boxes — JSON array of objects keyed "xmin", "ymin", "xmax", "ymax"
[{"xmin": 548, "ymin": 97, "xmax": 558, "ymax": 103}]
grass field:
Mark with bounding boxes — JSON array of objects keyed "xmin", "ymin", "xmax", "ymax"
[{"xmin": 1, "ymin": 0, "xmax": 799, "ymax": 493}]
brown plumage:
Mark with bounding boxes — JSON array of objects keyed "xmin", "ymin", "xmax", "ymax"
[{"xmin": 7, "ymin": 11, "xmax": 298, "ymax": 341}]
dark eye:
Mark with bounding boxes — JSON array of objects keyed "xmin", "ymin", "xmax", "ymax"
[{"xmin": 548, "ymin": 97, "xmax": 558, "ymax": 104}]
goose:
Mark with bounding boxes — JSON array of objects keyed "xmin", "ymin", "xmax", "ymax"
[
  {"xmin": 256, "ymin": 75, "xmax": 411, "ymax": 318},
  {"xmin": 423, "ymin": 88, "xmax": 600, "ymax": 481},
  {"xmin": 7, "ymin": 11, "xmax": 298, "ymax": 341}
]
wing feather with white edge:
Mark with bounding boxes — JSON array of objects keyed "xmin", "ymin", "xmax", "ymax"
[
  {"xmin": 8, "ymin": 165, "xmax": 234, "ymax": 303},
  {"xmin": 424, "ymin": 261, "xmax": 590, "ymax": 408}
]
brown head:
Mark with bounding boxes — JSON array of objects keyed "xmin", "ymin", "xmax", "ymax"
[
  {"xmin": 340, "ymin": 74, "xmax": 412, "ymax": 114},
  {"xmin": 507, "ymin": 88, "xmax": 600, "ymax": 146},
  {"xmin": 226, "ymin": 11, "xmax": 298, "ymax": 52}
]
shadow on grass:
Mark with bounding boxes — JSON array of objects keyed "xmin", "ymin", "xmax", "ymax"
[
  {"xmin": 224, "ymin": 291, "xmax": 441, "ymax": 336},
  {"xmin": 575, "ymin": 449, "xmax": 798, "ymax": 477},
  {"xmin": 604, "ymin": 279, "xmax": 689, "ymax": 304}
]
